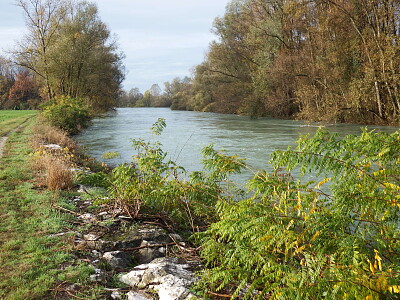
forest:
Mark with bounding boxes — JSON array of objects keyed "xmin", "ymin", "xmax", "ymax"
[{"xmin": 154, "ymin": 0, "xmax": 399, "ymax": 125}]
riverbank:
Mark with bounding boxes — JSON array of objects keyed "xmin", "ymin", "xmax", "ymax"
[
  {"xmin": 0, "ymin": 112, "xmax": 202, "ymax": 299},
  {"xmin": 0, "ymin": 116, "xmax": 96, "ymax": 299},
  {"xmin": 1, "ymin": 110, "xmax": 399, "ymax": 299},
  {"xmin": 75, "ymin": 116, "xmax": 400, "ymax": 300}
]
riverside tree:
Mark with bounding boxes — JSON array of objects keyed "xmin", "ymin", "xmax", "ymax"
[{"xmin": 13, "ymin": 0, "xmax": 124, "ymax": 112}]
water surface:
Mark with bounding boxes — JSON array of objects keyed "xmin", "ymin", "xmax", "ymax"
[{"xmin": 75, "ymin": 108, "xmax": 398, "ymax": 180}]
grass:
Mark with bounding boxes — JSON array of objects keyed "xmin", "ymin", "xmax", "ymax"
[
  {"xmin": 0, "ymin": 117, "xmax": 96, "ymax": 299},
  {"xmin": 0, "ymin": 110, "xmax": 37, "ymax": 136}
]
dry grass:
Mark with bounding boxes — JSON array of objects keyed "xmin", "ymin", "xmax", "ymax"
[
  {"xmin": 31, "ymin": 120, "xmax": 77, "ymax": 191},
  {"xmin": 47, "ymin": 160, "xmax": 73, "ymax": 190},
  {"xmin": 32, "ymin": 121, "xmax": 77, "ymax": 151},
  {"xmin": 33, "ymin": 155, "xmax": 74, "ymax": 190}
]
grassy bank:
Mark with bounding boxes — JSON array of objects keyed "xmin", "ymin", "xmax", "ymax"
[
  {"xmin": 0, "ymin": 110, "xmax": 37, "ymax": 136},
  {"xmin": 0, "ymin": 115, "xmax": 94, "ymax": 299}
]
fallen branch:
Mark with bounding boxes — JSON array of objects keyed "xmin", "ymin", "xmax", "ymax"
[{"xmin": 52, "ymin": 204, "xmax": 110, "ymax": 232}]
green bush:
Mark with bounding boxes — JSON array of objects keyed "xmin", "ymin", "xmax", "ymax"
[
  {"xmin": 197, "ymin": 129, "xmax": 400, "ymax": 299},
  {"xmin": 108, "ymin": 118, "xmax": 245, "ymax": 228},
  {"xmin": 76, "ymin": 171, "xmax": 110, "ymax": 189},
  {"xmin": 40, "ymin": 95, "xmax": 91, "ymax": 134}
]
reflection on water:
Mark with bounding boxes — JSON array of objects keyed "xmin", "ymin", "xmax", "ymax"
[{"xmin": 75, "ymin": 108, "xmax": 398, "ymax": 181}]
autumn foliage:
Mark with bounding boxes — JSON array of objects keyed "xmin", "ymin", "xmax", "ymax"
[{"xmin": 167, "ymin": 0, "xmax": 400, "ymax": 125}]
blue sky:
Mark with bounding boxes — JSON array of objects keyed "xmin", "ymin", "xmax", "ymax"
[{"xmin": 0, "ymin": 0, "xmax": 230, "ymax": 93}]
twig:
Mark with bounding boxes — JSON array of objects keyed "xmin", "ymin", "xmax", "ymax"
[
  {"xmin": 62, "ymin": 289, "xmax": 89, "ymax": 300},
  {"xmin": 208, "ymin": 291, "xmax": 236, "ymax": 298},
  {"xmin": 52, "ymin": 203, "xmax": 83, "ymax": 217},
  {"xmin": 122, "ymin": 242, "xmax": 177, "ymax": 251},
  {"xmin": 52, "ymin": 203, "xmax": 110, "ymax": 232},
  {"xmin": 49, "ymin": 283, "xmax": 89, "ymax": 300}
]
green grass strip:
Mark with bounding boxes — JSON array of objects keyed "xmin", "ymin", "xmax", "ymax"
[
  {"xmin": 0, "ymin": 117, "xmax": 93, "ymax": 300},
  {"xmin": 0, "ymin": 110, "xmax": 37, "ymax": 136}
]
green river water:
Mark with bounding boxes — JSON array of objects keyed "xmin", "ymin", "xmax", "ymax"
[{"xmin": 75, "ymin": 107, "xmax": 398, "ymax": 182}]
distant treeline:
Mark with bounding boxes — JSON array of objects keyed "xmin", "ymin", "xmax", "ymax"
[{"xmin": 130, "ymin": 0, "xmax": 399, "ymax": 125}]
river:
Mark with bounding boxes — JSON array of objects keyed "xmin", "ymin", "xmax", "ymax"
[{"xmin": 75, "ymin": 107, "xmax": 398, "ymax": 181}]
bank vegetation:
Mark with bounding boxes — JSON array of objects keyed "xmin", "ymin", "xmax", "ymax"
[
  {"xmin": 77, "ymin": 119, "xmax": 400, "ymax": 299},
  {"xmin": 150, "ymin": 0, "xmax": 399, "ymax": 125}
]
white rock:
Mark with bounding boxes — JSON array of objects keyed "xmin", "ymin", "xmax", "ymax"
[
  {"xmin": 78, "ymin": 213, "xmax": 96, "ymax": 222},
  {"xmin": 44, "ymin": 144, "xmax": 62, "ymax": 150},
  {"xmin": 126, "ymin": 291, "xmax": 152, "ymax": 300},
  {"xmin": 120, "ymin": 266, "xmax": 146, "ymax": 287},
  {"xmin": 120, "ymin": 258, "xmax": 199, "ymax": 300},
  {"xmin": 83, "ymin": 234, "xmax": 99, "ymax": 241},
  {"xmin": 103, "ymin": 251, "xmax": 132, "ymax": 269},
  {"xmin": 90, "ymin": 268, "xmax": 103, "ymax": 282},
  {"xmin": 111, "ymin": 290, "xmax": 122, "ymax": 299},
  {"xmin": 49, "ymin": 231, "xmax": 74, "ymax": 237}
]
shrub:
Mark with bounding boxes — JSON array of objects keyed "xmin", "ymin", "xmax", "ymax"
[
  {"xmin": 107, "ymin": 118, "xmax": 246, "ymax": 228},
  {"xmin": 197, "ymin": 129, "xmax": 400, "ymax": 299},
  {"xmin": 76, "ymin": 171, "xmax": 110, "ymax": 189},
  {"xmin": 40, "ymin": 95, "xmax": 91, "ymax": 134}
]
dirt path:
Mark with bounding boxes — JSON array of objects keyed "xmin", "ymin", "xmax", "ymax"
[
  {"xmin": 0, "ymin": 135, "xmax": 9, "ymax": 159},
  {"xmin": 0, "ymin": 118, "xmax": 33, "ymax": 159}
]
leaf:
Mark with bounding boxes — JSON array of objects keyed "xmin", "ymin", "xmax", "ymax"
[
  {"xmin": 314, "ymin": 177, "xmax": 331, "ymax": 189},
  {"xmin": 311, "ymin": 231, "xmax": 320, "ymax": 242},
  {"xmin": 388, "ymin": 285, "xmax": 400, "ymax": 293}
]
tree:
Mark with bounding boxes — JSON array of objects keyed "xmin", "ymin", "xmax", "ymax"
[
  {"xmin": 45, "ymin": 1, "xmax": 125, "ymax": 111},
  {"xmin": 117, "ymin": 88, "xmax": 143, "ymax": 107},
  {"xmin": 14, "ymin": 0, "xmax": 68, "ymax": 99},
  {"xmin": 149, "ymin": 83, "xmax": 161, "ymax": 97},
  {"xmin": 0, "ymin": 56, "xmax": 16, "ymax": 108},
  {"xmin": 14, "ymin": 0, "xmax": 125, "ymax": 112},
  {"xmin": 7, "ymin": 71, "xmax": 39, "ymax": 109},
  {"xmin": 179, "ymin": 0, "xmax": 399, "ymax": 125}
]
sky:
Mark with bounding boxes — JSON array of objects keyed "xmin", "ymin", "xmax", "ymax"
[{"xmin": 0, "ymin": 0, "xmax": 230, "ymax": 93}]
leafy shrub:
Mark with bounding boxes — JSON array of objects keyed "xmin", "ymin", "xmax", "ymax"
[
  {"xmin": 108, "ymin": 118, "xmax": 246, "ymax": 228},
  {"xmin": 40, "ymin": 95, "xmax": 91, "ymax": 134},
  {"xmin": 76, "ymin": 171, "xmax": 110, "ymax": 189},
  {"xmin": 197, "ymin": 129, "xmax": 400, "ymax": 299}
]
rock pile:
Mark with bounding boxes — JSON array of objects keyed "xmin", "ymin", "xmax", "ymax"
[{"xmin": 61, "ymin": 193, "xmax": 202, "ymax": 299}]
